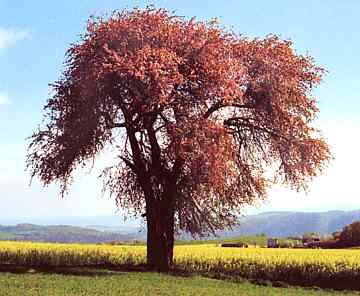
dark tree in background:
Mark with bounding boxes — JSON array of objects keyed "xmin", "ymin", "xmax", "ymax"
[
  {"xmin": 27, "ymin": 8, "xmax": 331, "ymax": 271},
  {"xmin": 340, "ymin": 221, "xmax": 360, "ymax": 247}
]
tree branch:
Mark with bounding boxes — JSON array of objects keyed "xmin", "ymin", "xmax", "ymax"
[
  {"xmin": 224, "ymin": 117, "xmax": 287, "ymax": 141},
  {"xmin": 120, "ymin": 156, "xmax": 137, "ymax": 172},
  {"xmin": 204, "ymin": 102, "xmax": 254, "ymax": 119},
  {"xmin": 147, "ymin": 124, "xmax": 162, "ymax": 167},
  {"xmin": 112, "ymin": 122, "xmax": 127, "ymax": 128}
]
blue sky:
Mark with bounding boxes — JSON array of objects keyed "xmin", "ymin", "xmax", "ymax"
[{"xmin": 0, "ymin": 0, "xmax": 359, "ymax": 221}]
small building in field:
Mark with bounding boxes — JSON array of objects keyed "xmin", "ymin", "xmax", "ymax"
[
  {"xmin": 302, "ymin": 234, "xmax": 320, "ymax": 243},
  {"xmin": 302, "ymin": 236, "xmax": 321, "ymax": 248},
  {"xmin": 267, "ymin": 238, "xmax": 279, "ymax": 248}
]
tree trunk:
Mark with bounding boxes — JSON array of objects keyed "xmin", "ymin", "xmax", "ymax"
[{"xmin": 146, "ymin": 198, "xmax": 175, "ymax": 272}]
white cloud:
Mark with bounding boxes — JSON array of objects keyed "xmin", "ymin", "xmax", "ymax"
[
  {"xmin": 0, "ymin": 93, "xmax": 9, "ymax": 104},
  {"xmin": 0, "ymin": 27, "xmax": 30, "ymax": 50}
]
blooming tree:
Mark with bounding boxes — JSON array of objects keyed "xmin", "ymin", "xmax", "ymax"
[{"xmin": 27, "ymin": 8, "xmax": 331, "ymax": 271}]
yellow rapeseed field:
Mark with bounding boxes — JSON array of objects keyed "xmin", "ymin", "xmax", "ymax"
[{"xmin": 1, "ymin": 241, "xmax": 360, "ymax": 286}]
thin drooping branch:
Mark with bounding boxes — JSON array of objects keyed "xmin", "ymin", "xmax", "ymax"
[
  {"xmin": 204, "ymin": 102, "xmax": 254, "ymax": 119},
  {"xmin": 112, "ymin": 122, "xmax": 127, "ymax": 128},
  {"xmin": 119, "ymin": 156, "xmax": 137, "ymax": 173}
]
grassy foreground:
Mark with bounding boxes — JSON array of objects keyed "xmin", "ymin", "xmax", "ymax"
[{"xmin": 0, "ymin": 271, "xmax": 357, "ymax": 296}]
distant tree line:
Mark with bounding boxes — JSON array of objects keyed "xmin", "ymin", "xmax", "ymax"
[
  {"xmin": 337, "ymin": 221, "xmax": 360, "ymax": 247},
  {"xmin": 306, "ymin": 221, "xmax": 360, "ymax": 248}
]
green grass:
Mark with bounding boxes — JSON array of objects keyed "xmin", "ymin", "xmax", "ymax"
[
  {"xmin": 112, "ymin": 234, "xmax": 270, "ymax": 246},
  {"xmin": 175, "ymin": 234, "xmax": 269, "ymax": 246},
  {"xmin": 175, "ymin": 234, "xmax": 297, "ymax": 247},
  {"xmin": 0, "ymin": 271, "xmax": 357, "ymax": 296},
  {"xmin": 0, "ymin": 233, "xmax": 19, "ymax": 240}
]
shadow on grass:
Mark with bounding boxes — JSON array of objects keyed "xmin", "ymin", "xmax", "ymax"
[
  {"xmin": 0, "ymin": 264, "xmax": 149, "ymax": 277},
  {"xmin": 1, "ymin": 264, "xmax": 359, "ymax": 293},
  {"xmin": 200, "ymin": 271, "xmax": 360, "ymax": 293},
  {"xmin": 0, "ymin": 264, "xmax": 194, "ymax": 278}
]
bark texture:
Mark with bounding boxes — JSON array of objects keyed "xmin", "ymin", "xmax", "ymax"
[{"xmin": 146, "ymin": 198, "xmax": 174, "ymax": 271}]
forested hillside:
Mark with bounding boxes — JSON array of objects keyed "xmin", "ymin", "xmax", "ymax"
[{"xmin": 0, "ymin": 224, "xmax": 134, "ymax": 243}]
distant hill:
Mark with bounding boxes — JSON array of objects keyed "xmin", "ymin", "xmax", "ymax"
[
  {"xmin": 0, "ymin": 224, "xmax": 136, "ymax": 243},
  {"xmin": 0, "ymin": 215, "xmax": 141, "ymax": 228},
  {"xmin": 1, "ymin": 209, "xmax": 359, "ymax": 242},
  {"xmin": 221, "ymin": 210, "xmax": 360, "ymax": 237}
]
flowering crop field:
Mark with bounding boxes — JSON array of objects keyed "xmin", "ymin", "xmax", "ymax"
[{"xmin": 1, "ymin": 241, "xmax": 360, "ymax": 289}]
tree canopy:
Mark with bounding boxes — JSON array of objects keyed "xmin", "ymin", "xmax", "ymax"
[{"xmin": 27, "ymin": 7, "xmax": 331, "ymax": 271}]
